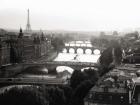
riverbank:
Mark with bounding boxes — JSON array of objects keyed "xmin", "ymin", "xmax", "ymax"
[
  {"xmin": 36, "ymin": 50, "xmax": 58, "ymax": 63},
  {"xmin": 24, "ymin": 50, "xmax": 58, "ymax": 63},
  {"xmin": 0, "ymin": 50, "xmax": 58, "ymax": 78}
]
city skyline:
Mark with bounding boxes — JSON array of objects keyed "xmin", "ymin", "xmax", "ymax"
[{"xmin": 1, "ymin": 0, "xmax": 140, "ymax": 31}]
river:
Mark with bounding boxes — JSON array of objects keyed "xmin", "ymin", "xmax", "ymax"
[
  {"xmin": 54, "ymin": 53, "xmax": 100, "ymax": 63},
  {"xmin": 54, "ymin": 41, "xmax": 100, "ymax": 63},
  {"xmin": 54, "ymin": 41, "xmax": 101, "ymax": 73},
  {"xmin": 19, "ymin": 41, "xmax": 101, "ymax": 78}
]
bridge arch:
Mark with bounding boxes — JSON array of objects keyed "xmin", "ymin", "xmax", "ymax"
[
  {"xmin": 85, "ymin": 49, "xmax": 92, "ymax": 54},
  {"xmin": 62, "ymin": 48, "xmax": 67, "ymax": 53},
  {"xmin": 69, "ymin": 48, "xmax": 75, "ymax": 53},
  {"xmin": 64, "ymin": 41, "xmax": 105, "ymax": 54},
  {"xmin": 77, "ymin": 48, "xmax": 84, "ymax": 54},
  {"xmin": 56, "ymin": 66, "xmax": 74, "ymax": 74},
  {"xmin": 93, "ymin": 49, "xmax": 101, "ymax": 55}
]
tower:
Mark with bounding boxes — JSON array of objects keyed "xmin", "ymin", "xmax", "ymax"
[
  {"xmin": 18, "ymin": 27, "xmax": 23, "ymax": 38},
  {"xmin": 26, "ymin": 9, "xmax": 32, "ymax": 33}
]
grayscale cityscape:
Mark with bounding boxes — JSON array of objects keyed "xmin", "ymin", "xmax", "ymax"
[{"xmin": 1, "ymin": 0, "xmax": 140, "ymax": 105}]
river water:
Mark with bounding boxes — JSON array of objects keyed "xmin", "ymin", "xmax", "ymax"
[
  {"xmin": 54, "ymin": 41, "xmax": 101, "ymax": 73},
  {"xmin": 54, "ymin": 41, "xmax": 100, "ymax": 63},
  {"xmin": 19, "ymin": 41, "xmax": 101, "ymax": 78},
  {"xmin": 54, "ymin": 53, "xmax": 100, "ymax": 63}
]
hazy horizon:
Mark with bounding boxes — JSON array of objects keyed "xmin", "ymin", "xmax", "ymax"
[{"xmin": 1, "ymin": 0, "xmax": 140, "ymax": 32}]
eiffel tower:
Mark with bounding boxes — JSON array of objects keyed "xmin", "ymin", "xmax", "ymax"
[{"xmin": 25, "ymin": 9, "xmax": 32, "ymax": 33}]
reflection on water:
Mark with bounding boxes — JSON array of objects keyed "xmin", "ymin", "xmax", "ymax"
[
  {"xmin": 54, "ymin": 52, "xmax": 100, "ymax": 74},
  {"xmin": 20, "ymin": 41, "xmax": 101, "ymax": 78},
  {"xmin": 54, "ymin": 41, "xmax": 101, "ymax": 73},
  {"xmin": 54, "ymin": 53, "xmax": 100, "ymax": 63}
]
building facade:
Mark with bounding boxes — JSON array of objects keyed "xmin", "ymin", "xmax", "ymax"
[
  {"xmin": 84, "ymin": 86, "xmax": 130, "ymax": 105},
  {"xmin": 22, "ymin": 31, "xmax": 52, "ymax": 61},
  {"xmin": 0, "ymin": 42, "xmax": 10, "ymax": 66},
  {"xmin": 84, "ymin": 68, "xmax": 135, "ymax": 105},
  {"xmin": 0, "ymin": 28, "xmax": 52, "ymax": 67},
  {"xmin": 0, "ymin": 31, "xmax": 11, "ymax": 67}
]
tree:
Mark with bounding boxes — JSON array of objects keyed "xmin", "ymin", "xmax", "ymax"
[
  {"xmin": 51, "ymin": 37, "xmax": 65, "ymax": 53},
  {"xmin": 45, "ymin": 87, "xmax": 66, "ymax": 105},
  {"xmin": 90, "ymin": 37, "xmax": 109, "ymax": 49},
  {"xmin": 98, "ymin": 40, "xmax": 122, "ymax": 76},
  {"xmin": 110, "ymin": 40, "xmax": 122, "ymax": 65},
  {"xmin": 72, "ymin": 80, "xmax": 94, "ymax": 105},
  {"xmin": 0, "ymin": 86, "xmax": 48, "ymax": 105},
  {"xmin": 114, "ymin": 45, "xmax": 122, "ymax": 65},
  {"xmin": 99, "ymin": 47, "xmax": 113, "ymax": 67},
  {"xmin": 70, "ymin": 70, "xmax": 86, "ymax": 89},
  {"xmin": 99, "ymin": 40, "xmax": 122, "ymax": 66},
  {"xmin": 59, "ymin": 86, "xmax": 73, "ymax": 105},
  {"xmin": 83, "ymin": 68, "xmax": 99, "ymax": 82}
]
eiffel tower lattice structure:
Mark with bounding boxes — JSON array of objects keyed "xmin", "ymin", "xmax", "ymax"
[{"xmin": 25, "ymin": 9, "xmax": 32, "ymax": 33}]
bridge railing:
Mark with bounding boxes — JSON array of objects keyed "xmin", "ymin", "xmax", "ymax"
[
  {"xmin": 0, "ymin": 78, "xmax": 68, "ymax": 85},
  {"xmin": 22, "ymin": 61, "xmax": 96, "ymax": 67}
]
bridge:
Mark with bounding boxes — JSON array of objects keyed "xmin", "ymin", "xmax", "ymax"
[
  {"xmin": 22, "ymin": 61, "xmax": 96, "ymax": 70},
  {"xmin": 64, "ymin": 41, "xmax": 105, "ymax": 54},
  {"xmin": 0, "ymin": 78, "xmax": 68, "ymax": 86}
]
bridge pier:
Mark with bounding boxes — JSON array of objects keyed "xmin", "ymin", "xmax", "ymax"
[
  {"xmin": 75, "ymin": 48, "xmax": 77, "ymax": 54},
  {"xmin": 92, "ymin": 50, "xmax": 94, "ymax": 54},
  {"xmin": 67, "ymin": 48, "xmax": 69, "ymax": 53},
  {"xmin": 83, "ymin": 49, "xmax": 86, "ymax": 54}
]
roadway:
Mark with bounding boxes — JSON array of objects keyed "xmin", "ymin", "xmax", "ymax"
[
  {"xmin": 0, "ymin": 77, "xmax": 68, "ymax": 85},
  {"xmin": 22, "ymin": 61, "xmax": 96, "ymax": 67}
]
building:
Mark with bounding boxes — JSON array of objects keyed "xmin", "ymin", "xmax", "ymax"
[
  {"xmin": 21, "ymin": 30, "xmax": 52, "ymax": 61},
  {"xmin": 84, "ymin": 67, "xmax": 135, "ymax": 105},
  {"xmin": 33, "ymin": 32, "xmax": 51, "ymax": 59},
  {"xmin": 0, "ymin": 30, "xmax": 10, "ymax": 67},
  {"xmin": 132, "ymin": 77, "xmax": 140, "ymax": 104},
  {"xmin": 84, "ymin": 86, "xmax": 130, "ymax": 105},
  {"xmin": 0, "ymin": 40, "xmax": 10, "ymax": 67},
  {"xmin": 0, "ymin": 28, "xmax": 52, "ymax": 67}
]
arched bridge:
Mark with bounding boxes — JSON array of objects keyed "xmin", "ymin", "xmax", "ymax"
[
  {"xmin": 22, "ymin": 61, "xmax": 96, "ymax": 71},
  {"xmin": 64, "ymin": 41, "xmax": 105, "ymax": 54}
]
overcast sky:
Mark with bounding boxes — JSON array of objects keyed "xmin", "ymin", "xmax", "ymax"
[{"xmin": 0, "ymin": 0, "xmax": 140, "ymax": 31}]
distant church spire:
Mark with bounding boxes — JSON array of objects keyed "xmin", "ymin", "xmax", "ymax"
[
  {"xmin": 18, "ymin": 27, "xmax": 23, "ymax": 38},
  {"xmin": 25, "ymin": 9, "xmax": 32, "ymax": 33},
  {"xmin": 20, "ymin": 27, "xmax": 22, "ymax": 33}
]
